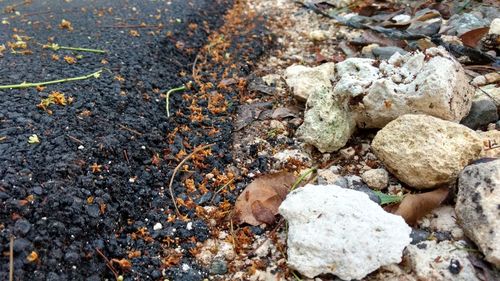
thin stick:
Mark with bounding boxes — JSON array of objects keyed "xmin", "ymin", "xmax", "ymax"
[
  {"xmin": 192, "ymin": 53, "xmax": 200, "ymax": 77},
  {"xmin": 95, "ymin": 248, "xmax": 119, "ymax": 280},
  {"xmin": 118, "ymin": 124, "xmax": 143, "ymax": 136},
  {"xmin": 210, "ymin": 178, "xmax": 235, "ymax": 203},
  {"xmin": 67, "ymin": 135, "xmax": 83, "ymax": 144},
  {"xmin": 99, "ymin": 24, "xmax": 162, "ymax": 29},
  {"xmin": 165, "ymin": 85, "xmax": 187, "ymax": 117},
  {"xmin": 168, "ymin": 143, "xmax": 214, "ymax": 216},
  {"xmin": 123, "ymin": 150, "xmax": 130, "ymax": 165},
  {"xmin": 0, "ymin": 69, "xmax": 103, "ymax": 90},
  {"xmin": 9, "ymin": 235, "xmax": 14, "ymax": 281},
  {"xmin": 247, "ymin": 218, "xmax": 284, "ymax": 257}
]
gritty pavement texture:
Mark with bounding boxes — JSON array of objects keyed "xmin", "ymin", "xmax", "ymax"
[{"xmin": 0, "ymin": 0, "xmax": 268, "ymax": 280}]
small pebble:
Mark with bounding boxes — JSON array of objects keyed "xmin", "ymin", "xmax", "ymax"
[
  {"xmin": 153, "ymin": 223, "xmax": 162, "ymax": 230},
  {"xmin": 209, "ymin": 259, "xmax": 228, "ymax": 275}
]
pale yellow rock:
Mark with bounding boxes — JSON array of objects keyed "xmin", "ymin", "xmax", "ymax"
[
  {"xmin": 479, "ymin": 130, "xmax": 500, "ymax": 158},
  {"xmin": 284, "ymin": 62, "xmax": 335, "ymax": 102},
  {"xmin": 372, "ymin": 114, "xmax": 483, "ymax": 189}
]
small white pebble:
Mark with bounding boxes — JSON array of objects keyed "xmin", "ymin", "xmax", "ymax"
[
  {"xmin": 129, "ymin": 177, "xmax": 136, "ymax": 183},
  {"xmin": 153, "ymin": 222, "xmax": 163, "ymax": 230},
  {"xmin": 186, "ymin": 222, "xmax": 193, "ymax": 230},
  {"xmin": 78, "ymin": 145, "xmax": 84, "ymax": 150},
  {"xmin": 141, "ymin": 145, "xmax": 146, "ymax": 150},
  {"xmin": 182, "ymin": 264, "xmax": 190, "ymax": 272}
]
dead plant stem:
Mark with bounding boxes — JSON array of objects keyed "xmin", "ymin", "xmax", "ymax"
[{"xmin": 168, "ymin": 143, "xmax": 214, "ymax": 216}]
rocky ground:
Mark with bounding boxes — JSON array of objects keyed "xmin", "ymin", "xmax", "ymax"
[{"xmin": 0, "ymin": 0, "xmax": 499, "ymax": 280}]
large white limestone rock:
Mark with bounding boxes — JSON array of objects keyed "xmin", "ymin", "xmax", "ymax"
[
  {"xmin": 371, "ymin": 114, "xmax": 483, "ymax": 189},
  {"xmin": 456, "ymin": 159, "xmax": 500, "ymax": 267},
  {"xmin": 279, "ymin": 184, "xmax": 411, "ymax": 280},
  {"xmin": 334, "ymin": 47, "xmax": 474, "ymax": 128}
]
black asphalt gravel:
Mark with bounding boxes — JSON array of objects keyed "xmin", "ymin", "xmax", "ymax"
[{"xmin": 0, "ymin": 0, "xmax": 267, "ymax": 280}]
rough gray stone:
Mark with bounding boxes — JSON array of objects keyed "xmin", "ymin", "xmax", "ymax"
[
  {"xmin": 446, "ymin": 13, "xmax": 489, "ymax": 36},
  {"xmin": 456, "ymin": 159, "xmax": 500, "ymax": 267},
  {"xmin": 461, "ymin": 93, "xmax": 499, "ymax": 129},
  {"xmin": 361, "ymin": 168, "xmax": 389, "ymax": 190}
]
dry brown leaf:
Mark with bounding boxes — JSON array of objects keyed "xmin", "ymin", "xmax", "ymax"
[
  {"xmin": 234, "ymin": 172, "xmax": 296, "ymax": 226},
  {"xmin": 460, "ymin": 27, "xmax": 490, "ymax": 48},
  {"xmin": 391, "ymin": 186, "xmax": 449, "ymax": 225},
  {"xmin": 111, "ymin": 258, "xmax": 132, "ymax": 271}
]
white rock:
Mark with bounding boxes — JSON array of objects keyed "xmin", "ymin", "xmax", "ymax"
[
  {"xmin": 489, "ymin": 18, "xmax": 500, "ymax": 35},
  {"xmin": 456, "ymin": 159, "xmax": 500, "ymax": 267},
  {"xmin": 339, "ymin": 146, "xmax": 356, "ymax": 159},
  {"xmin": 372, "ymin": 114, "xmax": 483, "ymax": 189},
  {"xmin": 196, "ymin": 239, "xmax": 236, "ymax": 265},
  {"xmin": 279, "ymin": 184, "xmax": 411, "ymax": 280},
  {"xmin": 393, "ymin": 14, "xmax": 411, "ymax": 24},
  {"xmin": 404, "ymin": 240, "xmax": 480, "ymax": 281},
  {"xmin": 272, "ymin": 149, "xmax": 312, "ymax": 167},
  {"xmin": 317, "ymin": 168, "xmax": 343, "ymax": 185},
  {"xmin": 361, "ymin": 168, "xmax": 389, "ymax": 190},
  {"xmin": 262, "ymin": 74, "xmax": 282, "ymax": 86},
  {"xmin": 419, "ymin": 206, "xmax": 464, "ymax": 239},
  {"xmin": 284, "ymin": 63, "xmax": 335, "ymax": 102},
  {"xmin": 308, "ymin": 30, "xmax": 327, "ymax": 42},
  {"xmin": 471, "ymin": 75, "xmax": 487, "ymax": 86},
  {"xmin": 334, "ymin": 47, "xmax": 474, "ymax": 128},
  {"xmin": 296, "ymin": 88, "xmax": 356, "ymax": 152},
  {"xmin": 153, "ymin": 223, "xmax": 163, "ymax": 230}
]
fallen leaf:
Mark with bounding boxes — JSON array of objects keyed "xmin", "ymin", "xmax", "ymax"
[
  {"xmin": 271, "ymin": 107, "xmax": 298, "ymax": 120},
  {"xmin": 234, "ymin": 172, "xmax": 296, "ymax": 226},
  {"xmin": 390, "ymin": 187, "xmax": 449, "ymax": 225},
  {"xmin": 460, "ymin": 27, "xmax": 489, "ymax": 48}
]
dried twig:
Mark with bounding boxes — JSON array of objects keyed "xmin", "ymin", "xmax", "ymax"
[
  {"xmin": 168, "ymin": 144, "xmax": 215, "ymax": 216},
  {"xmin": 118, "ymin": 124, "xmax": 143, "ymax": 136},
  {"xmin": 0, "ymin": 69, "xmax": 103, "ymax": 90},
  {"xmin": 95, "ymin": 248, "xmax": 119, "ymax": 280},
  {"xmin": 247, "ymin": 218, "xmax": 285, "ymax": 257},
  {"xmin": 67, "ymin": 135, "xmax": 83, "ymax": 144},
  {"xmin": 192, "ymin": 52, "xmax": 200, "ymax": 78},
  {"xmin": 9, "ymin": 235, "xmax": 14, "ymax": 281},
  {"xmin": 210, "ymin": 178, "xmax": 235, "ymax": 203},
  {"xmin": 99, "ymin": 24, "xmax": 162, "ymax": 29}
]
